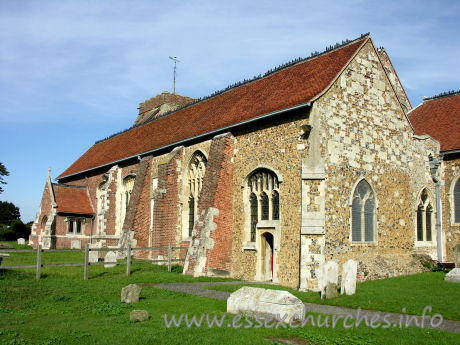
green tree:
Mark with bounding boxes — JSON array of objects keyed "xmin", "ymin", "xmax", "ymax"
[
  {"xmin": 10, "ymin": 219, "xmax": 31, "ymax": 239},
  {"xmin": 0, "ymin": 162, "xmax": 9, "ymax": 194},
  {"xmin": 0, "ymin": 201, "xmax": 20, "ymax": 226}
]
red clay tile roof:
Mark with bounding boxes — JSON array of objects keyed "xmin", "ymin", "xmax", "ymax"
[
  {"xmin": 409, "ymin": 92, "xmax": 460, "ymax": 152},
  {"xmin": 59, "ymin": 36, "xmax": 368, "ymax": 179},
  {"xmin": 52, "ymin": 184, "xmax": 94, "ymax": 214}
]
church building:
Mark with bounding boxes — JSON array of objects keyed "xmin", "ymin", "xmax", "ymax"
[{"xmin": 29, "ymin": 34, "xmax": 457, "ymax": 290}]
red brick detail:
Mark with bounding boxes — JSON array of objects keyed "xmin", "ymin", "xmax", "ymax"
[
  {"xmin": 185, "ymin": 133, "xmax": 234, "ymax": 276},
  {"xmin": 29, "ymin": 181, "xmax": 54, "ymax": 248},
  {"xmin": 138, "ymin": 92, "xmax": 196, "ymax": 118},
  {"xmin": 121, "ymin": 157, "xmax": 151, "ymax": 248},
  {"xmin": 152, "ymin": 147, "xmax": 184, "ymax": 258},
  {"xmin": 59, "ymin": 37, "xmax": 367, "ymax": 178}
]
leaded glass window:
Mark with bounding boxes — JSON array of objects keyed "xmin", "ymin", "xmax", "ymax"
[
  {"xmin": 250, "ymin": 193, "xmax": 258, "ymax": 242},
  {"xmin": 454, "ymin": 179, "xmax": 460, "ymax": 223},
  {"xmin": 351, "ymin": 180, "xmax": 375, "ymax": 242},
  {"xmin": 416, "ymin": 189, "xmax": 433, "ymax": 242},
  {"xmin": 272, "ymin": 191, "xmax": 279, "ymax": 220},
  {"xmin": 186, "ymin": 152, "xmax": 207, "ymax": 238},
  {"xmin": 247, "ymin": 169, "xmax": 280, "ymax": 242}
]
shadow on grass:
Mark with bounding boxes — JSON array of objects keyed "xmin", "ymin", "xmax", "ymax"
[{"xmin": 89, "ymin": 271, "xmax": 108, "ymax": 279}]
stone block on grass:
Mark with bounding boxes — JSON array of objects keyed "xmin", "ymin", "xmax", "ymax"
[
  {"xmin": 130, "ymin": 310, "xmax": 149, "ymax": 322},
  {"xmin": 227, "ymin": 287, "xmax": 304, "ymax": 323},
  {"xmin": 445, "ymin": 268, "xmax": 460, "ymax": 283},
  {"xmin": 121, "ymin": 284, "xmax": 142, "ymax": 303}
]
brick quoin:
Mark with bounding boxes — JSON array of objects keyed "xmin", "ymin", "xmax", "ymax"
[
  {"xmin": 121, "ymin": 157, "xmax": 151, "ymax": 249},
  {"xmin": 152, "ymin": 146, "xmax": 184, "ymax": 259},
  {"xmin": 131, "ymin": 159, "xmax": 153, "ymax": 257},
  {"xmin": 185, "ymin": 133, "xmax": 234, "ymax": 276}
]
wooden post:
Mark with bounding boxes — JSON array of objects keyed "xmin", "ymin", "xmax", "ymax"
[
  {"xmin": 126, "ymin": 243, "xmax": 131, "ymax": 277},
  {"xmin": 84, "ymin": 243, "xmax": 89, "ymax": 280},
  {"xmin": 35, "ymin": 245, "xmax": 42, "ymax": 280},
  {"xmin": 168, "ymin": 244, "xmax": 172, "ymax": 272}
]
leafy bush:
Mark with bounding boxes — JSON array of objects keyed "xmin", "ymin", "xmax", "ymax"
[{"xmin": 0, "ymin": 227, "xmax": 17, "ymax": 241}]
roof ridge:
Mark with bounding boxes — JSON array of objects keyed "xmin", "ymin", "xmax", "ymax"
[
  {"xmin": 52, "ymin": 183, "xmax": 87, "ymax": 189},
  {"xmin": 423, "ymin": 90, "xmax": 460, "ymax": 102},
  {"xmin": 94, "ymin": 33, "xmax": 370, "ymax": 145}
]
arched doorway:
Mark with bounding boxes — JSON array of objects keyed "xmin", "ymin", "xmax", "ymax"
[{"xmin": 261, "ymin": 232, "xmax": 274, "ymax": 281}]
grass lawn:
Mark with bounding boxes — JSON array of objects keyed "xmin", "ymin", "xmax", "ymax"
[
  {"xmin": 204, "ymin": 272, "xmax": 460, "ymax": 322},
  {"xmin": 0, "ymin": 249, "xmax": 459, "ymax": 344}
]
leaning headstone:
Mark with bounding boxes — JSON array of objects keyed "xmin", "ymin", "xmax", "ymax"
[
  {"xmin": 17, "ymin": 238, "xmax": 26, "ymax": 245},
  {"xmin": 454, "ymin": 244, "xmax": 460, "ymax": 268},
  {"xmin": 320, "ymin": 260, "xmax": 338, "ymax": 299},
  {"xmin": 130, "ymin": 310, "xmax": 149, "ymax": 322},
  {"xmin": 227, "ymin": 287, "xmax": 304, "ymax": 323},
  {"xmin": 104, "ymin": 251, "xmax": 117, "ymax": 268},
  {"xmin": 324, "ymin": 283, "xmax": 339, "ymax": 299},
  {"xmin": 445, "ymin": 268, "xmax": 460, "ymax": 283},
  {"xmin": 121, "ymin": 284, "xmax": 142, "ymax": 303},
  {"xmin": 341, "ymin": 259, "xmax": 358, "ymax": 295},
  {"xmin": 70, "ymin": 240, "xmax": 81, "ymax": 249}
]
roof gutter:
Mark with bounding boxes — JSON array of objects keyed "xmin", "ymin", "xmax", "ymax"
[
  {"xmin": 58, "ymin": 101, "xmax": 312, "ymax": 181},
  {"xmin": 440, "ymin": 148, "xmax": 460, "ymax": 158}
]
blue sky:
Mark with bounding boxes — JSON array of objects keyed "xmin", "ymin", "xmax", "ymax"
[{"xmin": 0, "ymin": 0, "xmax": 459, "ymax": 222}]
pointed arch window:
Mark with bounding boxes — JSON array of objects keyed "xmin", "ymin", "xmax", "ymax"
[
  {"xmin": 454, "ymin": 178, "xmax": 460, "ymax": 223},
  {"xmin": 351, "ymin": 180, "xmax": 375, "ymax": 242},
  {"xmin": 246, "ymin": 169, "xmax": 280, "ymax": 243},
  {"xmin": 416, "ymin": 189, "xmax": 433, "ymax": 242},
  {"xmin": 186, "ymin": 151, "xmax": 207, "ymax": 238}
]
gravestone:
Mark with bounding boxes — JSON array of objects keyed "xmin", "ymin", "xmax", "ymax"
[
  {"xmin": 121, "ymin": 284, "xmax": 142, "ymax": 303},
  {"xmin": 454, "ymin": 244, "xmax": 460, "ymax": 268},
  {"xmin": 17, "ymin": 238, "xmax": 26, "ymax": 245},
  {"xmin": 130, "ymin": 310, "xmax": 149, "ymax": 322},
  {"xmin": 444, "ymin": 268, "xmax": 460, "ymax": 283},
  {"xmin": 70, "ymin": 240, "xmax": 81, "ymax": 249},
  {"xmin": 227, "ymin": 287, "xmax": 304, "ymax": 323},
  {"xmin": 320, "ymin": 260, "xmax": 338, "ymax": 299},
  {"xmin": 89, "ymin": 250, "xmax": 99, "ymax": 263},
  {"xmin": 324, "ymin": 283, "xmax": 339, "ymax": 299},
  {"xmin": 340, "ymin": 259, "xmax": 358, "ymax": 295},
  {"xmin": 104, "ymin": 251, "xmax": 117, "ymax": 268}
]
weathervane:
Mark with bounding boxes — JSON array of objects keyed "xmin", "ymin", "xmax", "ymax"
[{"xmin": 169, "ymin": 56, "xmax": 180, "ymax": 94}]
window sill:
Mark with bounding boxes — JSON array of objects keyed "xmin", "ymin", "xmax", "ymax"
[
  {"xmin": 414, "ymin": 241, "xmax": 436, "ymax": 247},
  {"xmin": 242, "ymin": 242, "xmax": 256, "ymax": 251},
  {"xmin": 350, "ymin": 241, "xmax": 377, "ymax": 246}
]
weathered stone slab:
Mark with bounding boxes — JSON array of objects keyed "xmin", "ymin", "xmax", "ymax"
[
  {"xmin": 445, "ymin": 268, "xmax": 460, "ymax": 283},
  {"xmin": 104, "ymin": 251, "xmax": 117, "ymax": 268},
  {"xmin": 324, "ymin": 283, "xmax": 339, "ymax": 299},
  {"xmin": 89, "ymin": 250, "xmax": 98, "ymax": 263},
  {"xmin": 17, "ymin": 238, "xmax": 25, "ymax": 245},
  {"xmin": 130, "ymin": 309, "xmax": 149, "ymax": 322},
  {"xmin": 454, "ymin": 244, "xmax": 460, "ymax": 268},
  {"xmin": 320, "ymin": 260, "xmax": 338, "ymax": 299},
  {"xmin": 121, "ymin": 284, "xmax": 142, "ymax": 303},
  {"xmin": 341, "ymin": 259, "xmax": 357, "ymax": 295},
  {"xmin": 227, "ymin": 287, "xmax": 304, "ymax": 322},
  {"xmin": 70, "ymin": 240, "xmax": 81, "ymax": 249}
]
